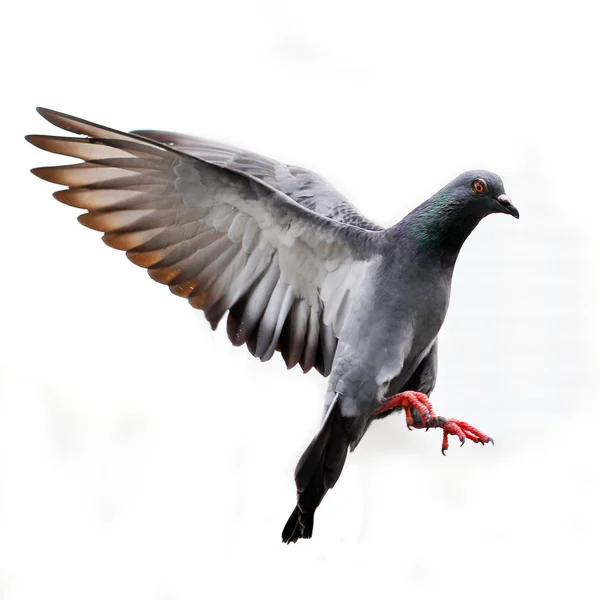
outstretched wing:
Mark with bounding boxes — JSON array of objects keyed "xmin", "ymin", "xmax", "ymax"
[
  {"xmin": 27, "ymin": 109, "xmax": 382, "ymax": 376},
  {"xmin": 132, "ymin": 129, "xmax": 384, "ymax": 232}
]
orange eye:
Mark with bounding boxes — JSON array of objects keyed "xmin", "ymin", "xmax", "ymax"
[{"xmin": 473, "ymin": 179, "xmax": 487, "ymax": 194}]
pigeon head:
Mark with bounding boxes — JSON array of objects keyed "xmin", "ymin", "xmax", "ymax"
[
  {"xmin": 398, "ymin": 169, "xmax": 519, "ymax": 264},
  {"xmin": 443, "ymin": 170, "xmax": 519, "ymax": 220}
]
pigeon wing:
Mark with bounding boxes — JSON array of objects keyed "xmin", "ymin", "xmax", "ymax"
[{"xmin": 27, "ymin": 109, "xmax": 382, "ymax": 376}]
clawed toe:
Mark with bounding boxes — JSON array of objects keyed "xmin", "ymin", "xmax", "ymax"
[{"xmin": 441, "ymin": 418, "xmax": 493, "ymax": 454}]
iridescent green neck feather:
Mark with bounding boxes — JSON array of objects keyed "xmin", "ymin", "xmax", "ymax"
[{"xmin": 397, "ymin": 191, "xmax": 485, "ymax": 266}]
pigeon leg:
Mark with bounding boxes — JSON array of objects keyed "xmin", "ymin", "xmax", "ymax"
[
  {"xmin": 372, "ymin": 392, "xmax": 493, "ymax": 454},
  {"xmin": 371, "ymin": 391, "xmax": 433, "ymax": 429}
]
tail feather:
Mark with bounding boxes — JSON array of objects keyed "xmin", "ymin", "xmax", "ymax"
[
  {"xmin": 281, "ymin": 507, "xmax": 313, "ymax": 543},
  {"xmin": 282, "ymin": 395, "xmax": 350, "ymax": 543}
]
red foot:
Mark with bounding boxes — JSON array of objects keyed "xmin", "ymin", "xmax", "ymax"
[
  {"xmin": 372, "ymin": 392, "xmax": 493, "ymax": 455},
  {"xmin": 433, "ymin": 417, "xmax": 494, "ymax": 455},
  {"xmin": 371, "ymin": 391, "xmax": 434, "ymax": 429}
]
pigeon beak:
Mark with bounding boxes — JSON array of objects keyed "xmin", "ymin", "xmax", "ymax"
[{"xmin": 496, "ymin": 194, "xmax": 519, "ymax": 219}]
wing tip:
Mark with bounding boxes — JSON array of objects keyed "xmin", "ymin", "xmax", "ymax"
[
  {"xmin": 36, "ymin": 107, "xmax": 69, "ymax": 125},
  {"xmin": 25, "ymin": 133, "xmax": 62, "ymax": 153},
  {"xmin": 25, "ymin": 133, "xmax": 59, "ymax": 152},
  {"xmin": 77, "ymin": 212, "xmax": 104, "ymax": 232},
  {"xmin": 33, "ymin": 106, "xmax": 75, "ymax": 134},
  {"xmin": 33, "ymin": 107, "xmax": 104, "ymax": 137},
  {"xmin": 30, "ymin": 166, "xmax": 55, "ymax": 182},
  {"xmin": 53, "ymin": 189, "xmax": 78, "ymax": 207}
]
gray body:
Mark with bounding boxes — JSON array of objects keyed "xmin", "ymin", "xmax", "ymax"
[
  {"xmin": 330, "ymin": 238, "xmax": 449, "ymax": 419},
  {"xmin": 27, "ymin": 109, "xmax": 518, "ymax": 543}
]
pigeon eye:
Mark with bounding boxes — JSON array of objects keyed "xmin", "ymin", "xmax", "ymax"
[{"xmin": 472, "ymin": 179, "xmax": 487, "ymax": 194}]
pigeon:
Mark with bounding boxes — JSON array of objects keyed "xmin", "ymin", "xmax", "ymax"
[{"xmin": 27, "ymin": 108, "xmax": 519, "ymax": 543}]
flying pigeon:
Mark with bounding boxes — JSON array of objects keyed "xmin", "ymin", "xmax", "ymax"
[{"xmin": 27, "ymin": 108, "xmax": 519, "ymax": 543}]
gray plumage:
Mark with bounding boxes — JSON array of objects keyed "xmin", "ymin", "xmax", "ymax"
[{"xmin": 27, "ymin": 108, "xmax": 519, "ymax": 543}]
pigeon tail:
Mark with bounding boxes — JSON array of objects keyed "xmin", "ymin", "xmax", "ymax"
[
  {"xmin": 282, "ymin": 507, "xmax": 314, "ymax": 543},
  {"xmin": 282, "ymin": 395, "xmax": 349, "ymax": 543}
]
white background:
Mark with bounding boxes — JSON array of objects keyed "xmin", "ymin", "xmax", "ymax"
[{"xmin": 1, "ymin": 1, "xmax": 599, "ymax": 598}]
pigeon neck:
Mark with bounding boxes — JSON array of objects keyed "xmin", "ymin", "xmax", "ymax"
[{"xmin": 397, "ymin": 192, "xmax": 484, "ymax": 267}]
